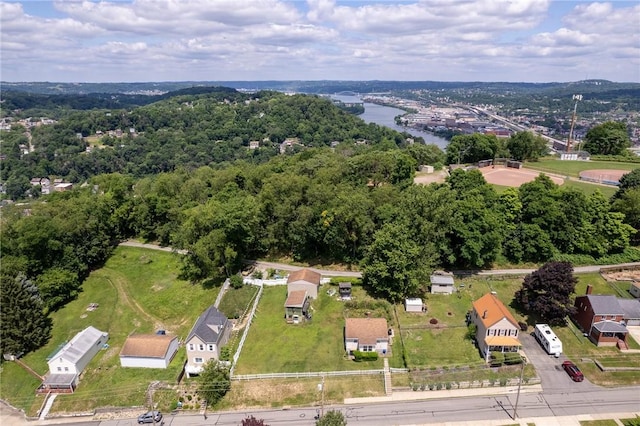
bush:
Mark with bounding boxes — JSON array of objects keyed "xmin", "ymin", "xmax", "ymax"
[
  {"xmin": 490, "ymin": 352, "xmax": 504, "ymax": 367},
  {"xmin": 518, "ymin": 321, "xmax": 528, "ymax": 331},
  {"xmin": 229, "ymin": 274, "xmax": 244, "ymax": 289},
  {"xmin": 353, "ymin": 350, "xmax": 379, "ymax": 362},
  {"xmin": 504, "ymin": 353, "xmax": 523, "ymax": 365},
  {"xmin": 429, "ymin": 318, "xmax": 438, "ymax": 325}
]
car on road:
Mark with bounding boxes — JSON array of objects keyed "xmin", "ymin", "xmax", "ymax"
[
  {"xmin": 138, "ymin": 411, "xmax": 162, "ymax": 424},
  {"xmin": 562, "ymin": 361, "xmax": 584, "ymax": 382}
]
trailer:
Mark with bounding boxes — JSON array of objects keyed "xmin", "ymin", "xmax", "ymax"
[{"xmin": 534, "ymin": 324, "xmax": 562, "ymax": 357}]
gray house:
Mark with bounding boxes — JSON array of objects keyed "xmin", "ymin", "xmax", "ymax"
[
  {"xmin": 430, "ymin": 272, "xmax": 455, "ymax": 294},
  {"xmin": 185, "ymin": 306, "xmax": 232, "ymax": 377}
]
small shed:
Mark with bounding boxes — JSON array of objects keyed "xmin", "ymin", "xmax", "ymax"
[
  {"xmin": 630, "ymin": 282, "xmax": 640, "ymax": 299},
  {"xmin": 405, "ymin": 298, "xmax": 424, "ymax": 313},
  {"xmin": 339, "ymin": 282, "xmax": 352, "ymax": 300},
  {"xmin": 430, "ymin": 271, "xmax": 455, "ymax": 294}
]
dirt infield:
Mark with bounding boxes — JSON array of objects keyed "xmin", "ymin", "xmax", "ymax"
[
  {"xmin": 479, "ymin": 166, "xmax": 564, "ymax": 187},
  {"xmin": 579, "ymin": 169, "xmax": 629, "ymax": 185}
]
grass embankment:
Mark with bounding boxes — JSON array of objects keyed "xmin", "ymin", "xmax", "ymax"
[{"xmin": 1, "ymin": 247, "xmax": 219, "ymax": 415}]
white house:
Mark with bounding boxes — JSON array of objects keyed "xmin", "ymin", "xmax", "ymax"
[
  {"xmin": 471, "ymin": 293, "xmax": 521, "ymax": 362},
  {"xmin": 119, "ymin": 334, "xmax": 179, "ymax": 369},
  {"xmin": 430, "ymin": 272, "xmax": 455, "ymax": 294},
  {"xmin": 185, "ymin": 306, "xmax": 232, "ymax": 377},
  {"xmin": 42, "ymin": 326, "xmax": 108, "ymax": 392},
  {"xmin": 344, "ymin": 318, "xmax": 389, "ymax": 356}
]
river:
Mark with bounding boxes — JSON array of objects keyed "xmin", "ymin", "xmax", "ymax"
[{"xmin": 330, "ymin": 94, "xmax": 448, "ymax": 149}]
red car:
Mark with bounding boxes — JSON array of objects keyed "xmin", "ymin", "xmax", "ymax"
[{"xmin": 562, "ymin": 361, "xmax": 584, "ymax": 382}]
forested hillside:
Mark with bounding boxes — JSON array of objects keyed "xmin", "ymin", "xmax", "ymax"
[
  {"xmin": 1, "ymin": 88, "xmax": 639, "ymax": 357},
  {"xmin": 0, "ymin": 90, "xmax": 415, "ymax": 193}
]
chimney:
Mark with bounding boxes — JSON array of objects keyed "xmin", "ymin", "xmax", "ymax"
[
  {"xmin": 482, "ymin": 310, "xmax": 487, "ymax": 319},
  {"xmin": 586, "ymin": 285, "xmax": 593, "ymax": 295}
]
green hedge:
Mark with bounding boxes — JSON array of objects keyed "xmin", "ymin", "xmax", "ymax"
[{"xmin": 353, "ymin": 350, "xmax": 379, "ymax": 362}]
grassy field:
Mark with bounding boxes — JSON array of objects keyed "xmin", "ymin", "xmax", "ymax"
[
  {"xmin": 562, "ymin": 180, "xmax": 618, "ymax": 198},
  {"xmin": 525, "ymin": 158, "xmax": 638, "ymax": 178},
  {"xmin": 219, "ymin": 375, "xmax": 385, "ymax": 410},
  {"xmin": 234, "ymin": 284, "xmax": 387, "ymax": 374},
  {"xmin": 1, "ymin": 247, "xmax": 219, "ymax": 415}
]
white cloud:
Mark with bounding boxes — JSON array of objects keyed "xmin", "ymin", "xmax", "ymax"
[{"xmin": 0, "ymin": 0, "xmax": 638, "ymax": 82}]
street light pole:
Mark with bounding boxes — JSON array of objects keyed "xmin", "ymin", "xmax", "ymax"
[{"xmin": 512, "ymin": 359, "xmax": 526, "ymax": 420}]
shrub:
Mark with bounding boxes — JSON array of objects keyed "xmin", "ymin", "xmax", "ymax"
[
  {"xmin": 353, "ymin": 350, "xmax": 379, "ymax": 362},
  {"xmin": 429, "ymin": 318, "xmax": 438, "ymax": 325},
  {"xmin": 251, "ymin": 270, "xmax": 264, "ymax": 279},
  {"xmin": 499, "ymin": 378, "xmax": 507, "ymax": 387},
  {"xmin": 504, "ymin": 353, "xmax": 523, "ymax": 365},
  {"xmin": 229, "ymin": 274, "xmax": 244, "ymax": 289},
  {"xmin": 445, "ymin": 382, "xmax": 452, "ymax": 390},
  {"xmin": 518, "ymin": 321, "xmax": 528, "ymax": 331},
  {"xmin": 490, "ymin": 352, "xmax": 504, "ymax": 367}
]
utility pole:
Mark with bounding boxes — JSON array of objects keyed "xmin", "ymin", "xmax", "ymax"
[
  {"xmin": 149, "ymin": 386, "xmax": 156, "ymax": 426},
  {"xmin": 567, "ymin": 94, "xmax": 582, "ymax": 153},
  {"xmin": 512, "ymin": 359, "xmax": 526, "ymax": 420}
]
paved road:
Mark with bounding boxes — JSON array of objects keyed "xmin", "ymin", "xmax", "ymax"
[{"xmin": 11, "ymin": 387, "xmax": 638, "ymax": 426}]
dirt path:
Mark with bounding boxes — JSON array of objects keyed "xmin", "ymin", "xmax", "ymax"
[{"xmin": 95, "ymin": 268, "xmax": 167, "ymax": 331}]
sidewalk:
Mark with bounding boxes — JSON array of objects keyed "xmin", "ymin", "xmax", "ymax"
[
  {"xmin": 420, "ymin": 411, "xmax": 639, "ymax": 426},
  {"xmin": 345, "ymin": 384, "xmax": 544, "ymax": 404}
]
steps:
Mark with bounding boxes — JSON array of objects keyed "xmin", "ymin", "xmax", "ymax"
[{"xmin": 383, "ymin": 358, "xmax": 392, "ymax": 396}]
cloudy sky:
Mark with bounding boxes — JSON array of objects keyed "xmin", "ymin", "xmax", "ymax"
[{"xmin": 1, "ymin": 0, "xmax": 639, "ymax": 83}]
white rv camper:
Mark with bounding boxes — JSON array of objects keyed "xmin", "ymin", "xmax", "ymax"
[{"xmin": 534, "ymin": 324, "xmax": 562, "ymax": 357}]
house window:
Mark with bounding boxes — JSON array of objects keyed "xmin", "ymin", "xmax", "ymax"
[
  {"xmin": 188, "ymin": 344, "xmax": 194, "ymax": 351},
  {"xmin": 208, "ymin": 344, "xmax": 214, "ymax": 351},
  {"xmin": 57, "ymin": 367, "xmax": 62, "ymax": 372},
  {"xmin": 361, "ymin": 345, "xmax": 374, "ymax": 352},
  {"xmin": 64, "ymin": 367, "xmax": 69, "ymax": 372},
  {"xmin": 198, "ymin": 344, "xmax": 204, "ymax": 351},
  {"xmin": 194, "ymin": 357, "xmax": 203, "ymax": 363}
]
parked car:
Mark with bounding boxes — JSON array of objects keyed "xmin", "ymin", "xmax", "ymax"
[
  {"xmin": 562, "ymin": 361, "xmax": 584, "ymax": 382},
  {"xmin": 138, "ymin": 411, "xmax": 162, "ymax": 424}
]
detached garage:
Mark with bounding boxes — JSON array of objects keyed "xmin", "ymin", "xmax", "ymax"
[{"xmin": 120, "ymin": 334, "xmax": 179, "ymax": 369}]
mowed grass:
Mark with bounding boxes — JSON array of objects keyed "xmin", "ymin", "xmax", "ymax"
[
  {"xmin": 562, "ymin": 180, "xmax": 617, "ymax": 198},
  {"xmin": 394, "ymin": 275, "xmax": 526, "ymax": 369},
  {"xmin": 525, "ymin": 158, "xmax": 638, "ymax": 178},
  {"xmin": 1, "ymin": 246, "xmax": 219, "ymax": 415},
  {"xmin": 234, "ymin": 285, "xmax": 385, "ymax": 374}
]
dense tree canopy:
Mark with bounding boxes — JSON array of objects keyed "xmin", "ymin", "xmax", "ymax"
[
  {"xmin": 445, "ymin": 133, "xmax": 505, "ymax": 164},
  {"xmin": 582, "ymin": 121, "xmax": 631, "ymax": 155},
  {"xmin": 0, "ymin": 274, "xmax": 53, "ymax": 356},
  {"xmin": 514, "ymin": 261, "xmax": 577, "ymax": 325},
  {"xmin": 506, "ymin": 131, "xmax": 549, "ymax": 161}
]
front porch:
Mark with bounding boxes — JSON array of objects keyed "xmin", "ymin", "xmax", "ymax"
[{"xmin": 483, "ymin": 336, "xmax": 521, "ymax": 362}]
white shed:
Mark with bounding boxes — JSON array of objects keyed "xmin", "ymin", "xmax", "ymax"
[
  {"xmin": 630, "ymin": 282, "xmax": 640, "ymax": 299},
  {"xmin": 430, "ymin": 272, "xmax": 455, "ymax": 294},
  {"xmin": 47, "ymin": 326, "xmax": 108, "ymax": 379},
  {"xmin": 405, "ymin": 298, "xmax": 424, "ymax": 313}
]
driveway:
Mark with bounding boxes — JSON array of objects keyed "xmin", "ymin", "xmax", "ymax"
[
  {"xmin": 520, "ymin": 332, "xmax": 598, "ymax": 393},
  {"xmin": 627, "ymin": 326, "xmax": 640, "ymax": 347}
]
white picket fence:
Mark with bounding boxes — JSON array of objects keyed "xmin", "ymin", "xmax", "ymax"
[
  {"xmin": 229, "ymin": 284, "xmax": 264, "ymax": 375},
  {"xmin": 232, "ymin": 369, "xmax": 384, "ymax": 381}
]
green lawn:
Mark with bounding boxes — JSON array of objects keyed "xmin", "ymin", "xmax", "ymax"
[
  {"xmin": 1, "ymin": 246, "xmax": 219, "ymax": 415},
  {"xmin": 562, "ymin": 179, "xmax": 618, "ymax": 198},
  {"xmin": 218, "ymin": 285, "xmax": 259, "ymax": 320},
  {"xmin": 392, "ymin": 275, "xmax": 526, "ymax": 369},
  {"xmin": 525, "ymin": 158, "xmax": 638, "ymax": 178},
  {"xmin": 234, "ymin": 285, "xmax": 386, "ymax": 374}
]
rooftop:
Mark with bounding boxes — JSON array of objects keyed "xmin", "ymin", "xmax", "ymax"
[
  {"xmin": 472, "ymin": 293, "xmax": 518, "ymax": 328},
  {"xmin": 120, "ymin": 334, "xmax": 177, "ymax": 358},
  {"xmin": 345, "ymin": 318, "xmax": 388, "ymax": 346}
]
